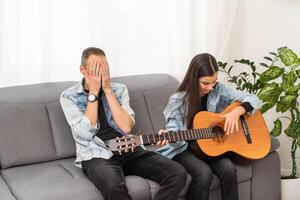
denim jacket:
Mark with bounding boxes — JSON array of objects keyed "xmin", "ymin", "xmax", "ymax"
[
  {"xmin": 156, "ymin": 82, "xmax": 262, "ymax": 159},
  {"xmin": 60, "ymin": 81, "xmax": 135, "ymax": 168}
]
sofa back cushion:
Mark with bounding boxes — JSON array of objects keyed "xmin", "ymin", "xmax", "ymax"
[
  {"xmin": 112, "ymin": 74, "xmax": 179, "ymax": 135},
  {"xmin": 0, "ymin": 74, "xmax": 178, "ymax": 169},
  {"xmin": 0, "ymin": 82, "xmax": 76, "ymax": 169}
]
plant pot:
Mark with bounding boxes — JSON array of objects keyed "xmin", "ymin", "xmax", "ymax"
[{"xmin": 281, "ymin": 169, "xmax": 300, "ymax": 200}]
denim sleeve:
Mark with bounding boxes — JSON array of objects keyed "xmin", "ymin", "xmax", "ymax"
[
  {"xmin": 222, "ymin": 85, "xmax": 262, "ymax": 115},
  {"xmin": 156, "ymin": 95, "xmax": 188, "ymax": 159},
  {"xmin": 120, "ymin": 85, "xmax": 136, "ymax": 126},
  {"xmin": 60, "ymin": 93, "xmax": 98, "ymax": 141},
  {"xmin": 163, "ymin": 96, "xmax": 186, "ymax": 131}
]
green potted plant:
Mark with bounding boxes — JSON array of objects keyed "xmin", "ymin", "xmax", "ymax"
[
  {"xmin": 219, "ymin": 47, "xmax": 300, "ymax": 178},
  {"xmin": 258, "ymin": 47, "xmax": 300, "ymax": 178}
]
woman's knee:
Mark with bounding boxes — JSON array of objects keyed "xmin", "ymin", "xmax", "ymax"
[
  {"xmin": 193, "ymin": 164, "xmax": 213, "ymax": 185},
  {"xmin": 217, "ymin": 158, "xmax": 237, "ymax": 181}
]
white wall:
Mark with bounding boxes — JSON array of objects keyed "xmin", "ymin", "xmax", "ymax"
[{"xmin": 226, "ymin": 0, "xmax": 300, "ymax": 172}]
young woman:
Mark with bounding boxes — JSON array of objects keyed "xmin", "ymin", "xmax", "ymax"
[{"xmin": 156, "ymin": 53, "xmax": 262, "ymax": 200}]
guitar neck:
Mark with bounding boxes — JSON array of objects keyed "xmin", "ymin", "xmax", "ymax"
[{"xmin": 140, "ymin": 128, "xmax": 217, "ymax": 145}]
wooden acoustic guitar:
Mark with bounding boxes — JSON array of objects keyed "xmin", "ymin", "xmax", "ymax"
[{"xmin": 107, "ymin": 102, "xmax": 271, "ymax": 159}]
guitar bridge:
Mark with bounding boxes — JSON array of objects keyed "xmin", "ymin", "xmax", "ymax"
[{"xmin": 240, "ymin": 116, "xmax": 252, "ymax": 144}]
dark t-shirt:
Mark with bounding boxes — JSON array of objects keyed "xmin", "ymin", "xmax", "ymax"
[
  {"xmin": 95, "ymin": 90, "xmax": 122, "ymax": 140},
  {"xmin": 82, "ymin": 78, "xmax": 122, "ymax": 141}
]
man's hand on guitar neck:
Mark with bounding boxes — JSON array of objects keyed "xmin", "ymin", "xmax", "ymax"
[
  {"xmin": 219, "ymin": 106, "xmax": 246, "ymax": 135},
  {"xmin": 156, "ymin": 129, "xmax": 170, "ymax": 146}
]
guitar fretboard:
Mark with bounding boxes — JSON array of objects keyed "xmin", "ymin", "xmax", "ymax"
[{"xmin": 140, "ymin": 128, "xmax": 220, "ymax": 145}]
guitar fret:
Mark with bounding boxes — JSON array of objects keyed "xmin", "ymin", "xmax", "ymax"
[
  {"xmin": 146, "ymin": 134, "xmax": 150, "ymax": 143},
  {"xmin": 181, "ymin": 131, "xmax": 184, "ymax": 141},
  {"xmin": 172, "ymin": 132, "xmax": 175, "ymax": 142},
  {"xmin": 152, "ymin": 134, "xmax": 156, "ymax": 143}
]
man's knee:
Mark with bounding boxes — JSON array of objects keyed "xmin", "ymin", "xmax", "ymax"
[{"xmin": 167, "ymin": 162, "xmax": 188, "ymax": 184}]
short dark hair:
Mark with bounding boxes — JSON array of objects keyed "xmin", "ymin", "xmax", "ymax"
[{"xmin": 81, "ymin": 47, "xmax": 105, "ymax": 66}]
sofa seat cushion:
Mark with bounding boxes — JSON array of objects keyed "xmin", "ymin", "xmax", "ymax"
[
  {"xmin": 2, "ymin": 158, "xmax": 101, "ymax": 200},
  {"xmin": 2, "ymin": 158, "xmax": 175, "ymax": 200},
  {"xmin": 0, "ymin": 174, "xmax": 16, "ymax": 200}
]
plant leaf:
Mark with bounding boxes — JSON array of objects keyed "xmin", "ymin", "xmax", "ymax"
[
  {"xmin": 270, "ymin": 119, "xmax": 282, "ymax": 136},
  {"xmin": 264, "ymin": 56, "xmax": 273, "ymax": 62},
  {"xmin": 228, "ymin": 65, "xmax": 233, "ymax": 74},
  {"xmin": 296, "ymin": 69, "xmax": 300, "ymax": 79},
  {"xmin": 260, "ymin": 102, "xmax": 276, "ymax": 113},
  {"xmin": 259, "ymin": 66, "xmax": 284, "ymax": 82},
  {"xmin": 285, "ymin": 84, "xmax": 300, "ymax": 95},
  {"xmin": 269, "ymin": 52, "xmax": 277, "ymax": 56},
  {"xmin": 258, "ymin": 83, "xmax": 282, "ymax": 102},
  {"xmin": 260, "ymin": 63, "xmax": 269, "ymax": 68},
  {"xmin": 282, "ymin": 71, "xmax": 297, "ymax": 89},
  {"xmin": 284, "ymin": 120, "xmax": 298, "ymax": 138},
  {"xmin": 278, "ymin": 47, "xmax": 298, "ymax": 66},
  {"xmin": 276, "ymin": 95, "xmax": 297, "ymax": 113}
]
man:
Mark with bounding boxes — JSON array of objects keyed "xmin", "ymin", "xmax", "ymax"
[{"xmin": 60, "ymin": 47, "xmax": 187, "ymax": 200}]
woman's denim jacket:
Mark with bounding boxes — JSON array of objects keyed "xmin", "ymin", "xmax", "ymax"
[
  {"xmin": 60, "ymin": 81, "xmax": 135, "ymax": 168},
  {"xmin": 156, "ymin": 82, "xmax": 262, "ymax": 159}
]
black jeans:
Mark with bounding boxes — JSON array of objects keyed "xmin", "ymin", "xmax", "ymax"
[
  {"xmin": 173, "ymin": 150, "xmax": 238, "ymax": 200},
  {"xmin": 82, "ymin": 148, "xmax": 187, "ymax": 200}
]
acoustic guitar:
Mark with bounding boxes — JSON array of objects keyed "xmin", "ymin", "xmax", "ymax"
[{"xmin": 107, "ymin": 102, "xmax": 271, "ymax": 159}]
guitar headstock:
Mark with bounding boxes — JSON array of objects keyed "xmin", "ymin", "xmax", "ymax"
[{"xmin": 107, "ymin": 134, "xmax": 141, "ymax": 155}]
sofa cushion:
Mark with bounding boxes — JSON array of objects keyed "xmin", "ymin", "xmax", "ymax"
[
  {"xmin": 0, "ymin": 104, "xmax": 57, "ymax": 169},
  {"xmin": 127, "ymin": 91, "xmax": 155, "ymax": 135},
  {"xmin": 143, "ymin": 84, "xmax": 179, "ymax": 133},
  {"xmin": 0, "ymin": 82, "xmax": 76, "ymax": 169},
  {"xmin": 46, "ymin": 102, "xmax": 75, "ymax": 159},
  {"xmin": 111, "ymin": 74, "xmax": 179, "ymax": 92},
  {"xmin": 2, "ymin": 158, "xmax": 167, "ymax": 200},
  {"xmin": 2, "ymin": 158, "xmax": 101, "ymax": 200},
  {"xmin": 0, "ymin": 174, "xmax": 16, "ymax": 200},
  {"xmin": 112, "ymin": 74, "xmax": 179, "ymax": 135}
]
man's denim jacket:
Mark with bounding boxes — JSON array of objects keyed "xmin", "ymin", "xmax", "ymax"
[
  {"xmin": 60, "ymin": 81, "xmax": 135, "ymax": 168},
  {"xmin": 156, "ymin": 82, "xmax": 262, "ymax": 159}
]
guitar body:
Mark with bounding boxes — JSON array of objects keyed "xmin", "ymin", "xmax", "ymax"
[{"xmin": 193, "ymin": 102, "xmax": 271, "ymax": 159}]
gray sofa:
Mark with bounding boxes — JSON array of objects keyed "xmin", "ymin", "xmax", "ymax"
[{"xmin": 0, "ymin": 73, "xmax": 281, "ymax": 200}]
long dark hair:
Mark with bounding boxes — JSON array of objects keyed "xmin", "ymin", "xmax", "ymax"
[{"xmin": 178, "ymin": 53, "xmax": 218, "ymax": 129}]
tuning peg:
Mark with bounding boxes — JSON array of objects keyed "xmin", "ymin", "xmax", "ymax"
[
  {"xmin": 118, "ymin": 151, "xmax": 122, "ymax": 155},
  {"xmin": 125, "ymin": 149, "xmax": 129, "ymax": 153}
]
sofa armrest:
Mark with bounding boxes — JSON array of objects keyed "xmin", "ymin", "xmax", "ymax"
[{"xmin": 270, "ymin": 136, "xmax": 280, "ymax": 153}]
